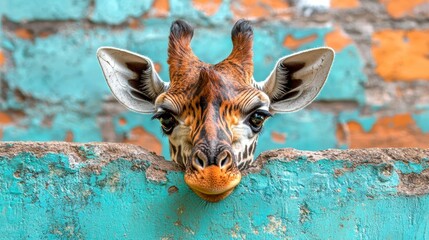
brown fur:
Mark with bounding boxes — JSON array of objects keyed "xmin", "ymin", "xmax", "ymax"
[{"xmin": 216, "ymin": 19, "xmax": 254, "ymax": 84}]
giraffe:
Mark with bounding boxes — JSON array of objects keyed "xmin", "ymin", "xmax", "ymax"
[{"xmin": 97, "ymin": 19, "xmax": 334, "ymax": 202}]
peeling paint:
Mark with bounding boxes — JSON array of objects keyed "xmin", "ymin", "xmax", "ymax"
[
  {"xmin": 372, "ymin": 29, "xmax": 429, "ymax": 81},
  {"xmin": 90, "ymin": 0, "xmax": 154, "ymax": 24},
  {"xmin": 2, "ymin": 0, "xmax": 90, "ymax": 21},
  {"xmin": 413, "ymin": 110, "xmax": 429, "ymax": 133},
  {"xmin": 1, "ymin": 143, "xmax": 428, "ymax": 238}
]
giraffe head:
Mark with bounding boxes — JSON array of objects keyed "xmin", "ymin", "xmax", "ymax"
[{"xmin": 97, "ymin": 19, "xmax": 334, "ymax": 202}]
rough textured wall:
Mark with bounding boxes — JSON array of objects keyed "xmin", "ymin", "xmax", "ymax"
[
  {"xmin": 0, "ymin": 142, "xmax": 428, "ymax": 239},
  {"xmin": 0, "ymin": 0, "xmax": 429, "ymax": 156}
]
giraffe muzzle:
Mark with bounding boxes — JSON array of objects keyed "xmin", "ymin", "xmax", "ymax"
[
  {"xmin": 184, "ymin": 149, "xmax": 241, "ymax": 202},
  {"xmin": 191, "ymin": 149, "xmax": 233, "ymax": 170}
]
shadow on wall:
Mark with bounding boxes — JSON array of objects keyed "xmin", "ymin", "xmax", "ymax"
[{"xmin": 1, "ymin": 0, "xmax": 429, "ymax": 156}]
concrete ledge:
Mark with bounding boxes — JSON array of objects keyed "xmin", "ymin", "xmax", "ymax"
[{"xmin": 1, "ymin": 142, "xmax": 428, "ymax": 239}]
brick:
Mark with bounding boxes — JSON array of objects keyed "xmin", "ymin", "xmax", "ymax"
[
  {"xmin": 15, "ymin": 28, "xmax": 34, "ymax": 40},
  {"xmin": 38, "ymin": 31, "xmax": 54, "ymax": 39},
  {"xmin": 231, "ymin": 0, "xmax": 289, "ymax": 19},
  {"xmin": 325, "ymin": 27, "xmax": 353, "ymax": 52},
  {"xmin": 283, "ymin": 34, "xmax": 317, "ymax": 50},
  {"xmin": 124, "ymin": 126, "xmax": 162, "ymax": 155},
  {"xmin": 345, "ymin": 114, "xmax": 429, "ymax": 148},
  {"xmin": 257, "ymin": 111, "xmax": 337, "ymax": 152},
  {"xmin": 2, "ymin": 0, "xmax": 89, "ymax": 21},
  {"xmin": 65, "ymin": 131, "xmax": 74, "ymax": 142},
  {"xmin": 316, "ymin": 27, "xmax": 366, "ymax": 103},
  {"xmin": 147, "ymin": 0, "xmax": 170, "ymax": 17},
  {"xmin": 231, "ymin": 0, "xmax": 268, "ymax": 19},
  {"xmin": 193, "ymin": 0, "xmax": 223, "ymax": 16},
  {"xmin": 0, "ymin": 112, "xmax": 12, "ymax": 125},
  {"xmin": 316, "ymin": 44, "xmax": 366, "ymax": 103},
  {"xmin": 5, "ymin": 29, "xmax": 132, "ymax": 102},
  {"xmin": 118, "ymin": 118, "xmax": 127, "ymax": 126},
  {"xmin": 372, "ymin": 30, "xmax": 429, "ymax": 81},
  {"xmin": 331, "ymin": 0, "xmax": 360, "ymax": 8},
  {"xmin": 0, "ymin": 51, "xmax": 5, "ymax": 67},
  {"xmin": 380, "ymin": 0, "xmax": 429, "ymax": 18},
  {"xmin": 90, "ymin": 0, "xmax": 153, "ymax": 24},
  {"xmin": 271, "ymin": 131, "xmax": 286, "ymax": 144},
  {"xmin": 2, "ymin": 111, "xmax": 103, "ymax": 143},
  {"xmin": 128, "ymin": 19, "xmax": 141, "ymax": 29}
]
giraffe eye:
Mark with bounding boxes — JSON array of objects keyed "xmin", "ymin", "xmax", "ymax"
[
  {"xmin": 248, "ymin": 111, "xmax": 271, "ymax": 132},
  {"xmin": 153, "ymin": 112, "xmax": 177, "ymax": 134}
]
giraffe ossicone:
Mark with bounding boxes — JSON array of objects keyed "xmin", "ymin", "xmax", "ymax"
[{"xmin": 97, "ymin": 19, "xmax": 334, "ymax": 202}]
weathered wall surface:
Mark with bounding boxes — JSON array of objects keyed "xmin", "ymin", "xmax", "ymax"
[
  {"xmin": 1, "ymin": 0, "xmax": 428, "ymax": 157},
  {"xmin": 0, "ymin": 142, "xmax": 428, "ymax": 239}
]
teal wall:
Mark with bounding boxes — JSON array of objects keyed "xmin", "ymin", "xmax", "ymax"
[{"xmin": 1, "ymin": 143, "xmax": 428, "ymax": 239}]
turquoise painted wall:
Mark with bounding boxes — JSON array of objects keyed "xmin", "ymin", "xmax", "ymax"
[{"xmin": 1, "ymin": 143, "xmax": 428, "ymax": 239}]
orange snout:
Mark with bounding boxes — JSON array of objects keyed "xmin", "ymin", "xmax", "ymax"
[{"xmin": 184, "ymin": 165, "xmax": 242, "ymax": 202}]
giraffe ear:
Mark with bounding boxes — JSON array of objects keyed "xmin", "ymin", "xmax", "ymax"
[
  {"xmin": 257, "ymin": 47, "xmax": 334, "ymax": 112},
  {"xmin": 97, "ymin": 47, "xmax": 168, "ymax": 113}
]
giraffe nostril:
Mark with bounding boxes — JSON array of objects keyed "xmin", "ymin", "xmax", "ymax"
[
  {"xmin": 220, "ymin": 157, "xmax": 228, "ymax": 167},
  {"xmin": 196, "ymin": 157, "xmax": 205, "ymax": 168},
  {"xmin": 192, "ymin": 151, "xmax": 207, "ymax": 170},
  {"xmin": 218, "ymin": 151, "xmax": 232, "ymax": 169}
]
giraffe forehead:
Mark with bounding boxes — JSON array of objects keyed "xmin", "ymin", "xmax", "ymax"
[
  {"xmin": 166, "ymin": 78, "xmax": 235, "ymax": 109},
  {"xmin": 170, "ymin": 65, "xmax": 250, "ymax": 92},
  {"xmin": 160, "ymin": 67, "xmax": 268, "ymax": 116},
  {"xmin": 163, "ymin": 87, "xmax": 268, "ymax": 120}
]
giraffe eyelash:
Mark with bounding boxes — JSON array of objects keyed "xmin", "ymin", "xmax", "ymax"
[{"xmin": 152, "ymin": 111, "xmax": 178, "ymax": 135}]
